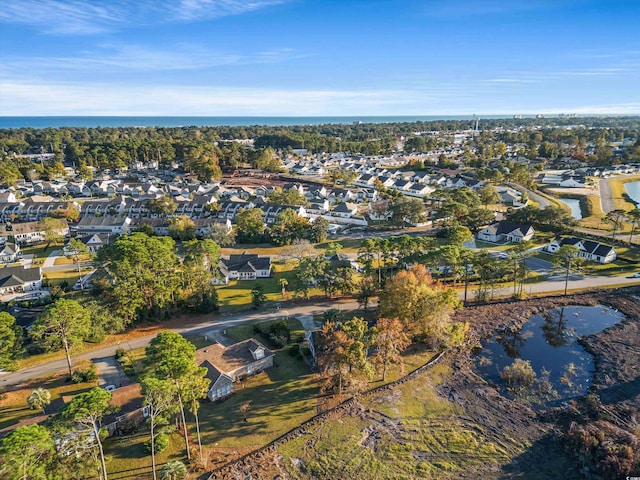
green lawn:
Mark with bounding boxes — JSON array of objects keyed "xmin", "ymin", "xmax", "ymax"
[
  {"xmin": 0, "ymin": 369, "xmax": 98, "ymax": 431},
  {"xmin": 216, "ymin": 261, "xmax": 323, "ymax": 311}
]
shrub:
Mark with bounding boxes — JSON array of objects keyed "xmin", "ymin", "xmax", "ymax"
[
  {"xmin": 71, "ymin": 364, "xmax": 98, "ymax": 383},
  {"xmin": 268, "ymin": 321, "xmax": 291, "ymax": 348},
  {"xmin": 500, "ymin": 358, "xmax": 536, "ymax": 397},
  {"xmin": 115, "ymin": 348, "xmax": 126, "ymax": 360},
  {"xmin": 288, "ymin": 344, "xmax": 300, "ymax": 357},
  {"xmin": 144, "ymin": 433, "xmax": 169, "ymax": 454}
]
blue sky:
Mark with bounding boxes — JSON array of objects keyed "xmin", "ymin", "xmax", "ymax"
[{"xmin": 1, "ymin": 0, "xmax": 639, "ymax": 116}]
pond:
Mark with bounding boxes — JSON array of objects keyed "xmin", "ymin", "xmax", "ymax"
[
  {"xmin": 558, "ymin": 198, "xmax": 583, "ymax": 219},
  {"xmin": 474, "ymin": 305, "xmax": 624, "ymax": 407},
  {"xmin": 624, "ymin": 180, "xmax": 640, "ymax": 205}
]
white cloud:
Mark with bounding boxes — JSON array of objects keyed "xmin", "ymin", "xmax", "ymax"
[
  {"xmin": 0, "ymin": 80, "xmax": 469, "ymax": 116},
  {"xmin": 0, "ymin": 0, "xmax": 286, "ymax": 34},
  {"xmin": 2, "ymin": 44, "xmax": 308, "ymax": 74}
]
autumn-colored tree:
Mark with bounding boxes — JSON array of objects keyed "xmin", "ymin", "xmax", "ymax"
[
  {"xmin": 373, "ymin": 318, "xmax": 410, "ymax": 381},
  {"xmin": 377, "ymin": 264, "xmax": 460, "ymax": 346}
]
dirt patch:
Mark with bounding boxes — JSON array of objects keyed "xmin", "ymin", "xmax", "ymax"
[{"xmin": 204, "ymin": 288, "xmax": 640, "ymax": 479}]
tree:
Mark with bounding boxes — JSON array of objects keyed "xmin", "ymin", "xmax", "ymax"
[
  {"xmin": 97, "ymin": 233, "xmax": 180, "ymax": 321},
  {"xmin": 309, "ymin": 216, "xmax": 330, "ymax": 243},
  {"xmin": 145, "ymin": 332, "xmax": 199, "ymax": 460},
  {"xmin": 477, "ymin": 184, "xmax": 500, "ymax": 208},
  {"xmin": 377, "ymin": 265, "xmax": 460, "ymax": 346},
  {"xmin": 0, "ymin": 424, "xmax": 55, "ymax": 480},
  {"xmin": 181, "ymin": 367, "xmax": 211, "ymax": 468},
  {"xmin": 235, "ymin": 208, "xmax": 265, "ymax": 243},
  {"xmin": 61, "ymin": 387, "xmax": 112, "ymax": 480},
  {"xmin": 181, "ymin": 239, "xmax": 220, "ymax": 313},
  {"xmin": 161, "ymin": 461, "xmax": 188, "ymax": 480},
  {"xmin": 240, "ymin": 401, "xmax": 251, "ymax": 422},
  {"xmin": 65, "ymin": 238, "xmax": 89, "ymax": 290},
  {"xmin": 604, "ymin": 209, "xmax": 627, "ymax": 241},
  {"xmin": 30, "ymin": 299, "xmax": 90, "ymax": 378},
  {"xmin": 389, "ymin": 196, "xmax": 426, "ymax": 227},
  {"xmin": 168, "ymin": 216, "xmax": 196, "ymax": 241},
  {"xmin": 325, "ymin": 169, "xmax": 358, "ymax": 187},
  {"xmin": 356, "ymin": 277, "xmax": 376, "ymax": 313},
  {"xmin": 27, "ymin": 388, "xmax": 51, "ymax": 414},
  {"xmin": 251, "ymin": 283, "xmax": 267, "ymax": 309},
  {"xmin": 552, "ymin": 245, "xmax": 583, "ymax": 296},
  {"xmin": 266, "ymin": 187, "xmax": 307, "ymax": 206},
  {"xmin": 268, "ymin": 209, "xmax": 310, "ymax": 246},
  {"xmin": 316, "ymin": 321, "xmax": 353, "ymax": 394},
  {"xmin": 147, "ymin": 196, "xmax": 177, "ymax": 216},
  {"xmin": 207, "ymin": 223, "xmax": 237, "ymax": 246},
  {"xmin": 38, "ymin": 217, "xmax": 67, "ymax": 247},
  {"xmin": 373, "ymin": 318, "xmax": 410, "ymax": 381},
  {"xmin": 183, "ymin": 143, "xmax": 222, "ymax": 181},
  {"xmin": 282, "ymin": 239, "xmax": 316, "ymax": 264},
  {"xmin": 141, "ymin": 377, "xmax": 177, "ymax": 480},
  {"xmin": 627, "ymin": 207, "xmax": 640, "ymax": 243},
  {"xmin": 508, "ymin": 241, "xmax": 531, "ymax": 298},
  {"xmin": 0, "ymin": 311, "xmax": 22, "ymax": 370}
]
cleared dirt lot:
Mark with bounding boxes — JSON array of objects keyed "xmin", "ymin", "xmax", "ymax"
[{"xmin": 206, "ymin": 289, "xmax": 640, "ymax": 479}]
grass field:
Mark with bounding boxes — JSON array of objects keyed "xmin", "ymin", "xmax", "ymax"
[
  {"xmin": 277, "ymin": 362, "xmax": 513, "ymax": 479},
  {"xmin": 216, "ymin": 261, "xmax": 324, "ymax": 311},
  {"xmin": 607, "ymin": 175, "xmax": 640, "ymax": 211},
  {"xmin": 0, "ymin": 366, "xmax": 98, "ymax": 431}
]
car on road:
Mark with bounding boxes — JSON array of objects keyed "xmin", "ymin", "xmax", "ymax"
[
  {"xmin": 104, "ymin": 385, "xmax": 117, "ymax": 392},
  {"xmin": 626, "ymin": 272, "xmax": 640, "ymax": 278}
]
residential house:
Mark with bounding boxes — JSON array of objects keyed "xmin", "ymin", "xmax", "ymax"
[
  {"xmin": 476, "ymin": 221, "xmax": 535, "ymax": 243},
  {"xmin": 0, "ymin": 266, "xmax": 43, "ymax": 295},
  {"xmin": 75, "ymin": 216, "xmax": 132, "ymax": 236},
  {"xmin": 218, "ymin": 253, "xmax": 272, "ymax": 283},
  {"xmin": 331, "ymin": 202, "xmax": 359, "ymax": 218},
  {"xmin": 0, "ymin": 192, "xmax": 18, "ymax": 203},
  {"xmin": 196, "ymin": 339, "xmax": 274, "ymax": 401},
  {"xmin": 64, "ymin": 233, "xmax": 112, "ymax": 254},
  {"xmin": 545, "ymin": 237, "xmax": 617, "ymax": 264},
  {"xmin": 368, "ymin": 200, "xmax": 391, "ymax": 221},
  {"xmin": 0, "ymin": 221, "xmax": 69, "ymax": 245},
  {"xmin": 102, "ymin": 384, "xmax": 149, "ymax": 436},
  {"xmin": 0, "ymin": 242, "xmax": 21, "ymax": 263},
  {"xmin": 496, "ymin": 186, "xmax": 528, "ymax": 207}
]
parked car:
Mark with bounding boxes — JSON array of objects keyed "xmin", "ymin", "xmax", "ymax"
[{"xmin": 626, "ymin": 272, "xmax": 640, "ymax": 278}]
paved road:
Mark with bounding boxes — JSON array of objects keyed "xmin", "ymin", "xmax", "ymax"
[
  {"xmin": 599, "ymin": 177, "xmax": 615, "ymax": 213},
  {"xmin": 0, "ymin": 299, "xmax": 360, "ymax": 389},
  {"xmin": 4, "ymin": 273, "xmax": 640, "ymax": 389}
]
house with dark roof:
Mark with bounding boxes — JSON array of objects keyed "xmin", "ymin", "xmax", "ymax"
[
  {"xmin": 217, "ymin": 253, "xmax": 272, "ymax": 283},
  {"xmin": 196, "ymin": 339, "xmax": 274, "ymax": 401},
  {"xmin": 102, "ymin": 383, "xmax": 149, "ymax": 436},
  {"xmin": 0, "ymin": 266, "xmax": 42, "ymax": 295},
  {"xmin": 476, "ymin": 221, "xmax": 535, "ymax": 243},
  {"xmin": 0, "ymin": 242, "xmax": 21, "ymax": 263},
  {"xmin": 75, "ymin": 216, "xmax": 132, "ymax": 235},
  {"xmin": 546, "ymin": 236, "xmax": 617, "ymax": 264}
]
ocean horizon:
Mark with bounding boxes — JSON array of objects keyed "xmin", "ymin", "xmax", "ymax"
[{"xmin": 0, "ymin": 114, "xmax": 563, "ymax": 129}]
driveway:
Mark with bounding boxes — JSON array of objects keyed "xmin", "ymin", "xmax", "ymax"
[
  {"xmin": 93, "ymin": 354, "xmax": 128, "ymax": 388},
  {"xmin": 525, "ymin": 256, "xmax": 553, "ymax": 274}
]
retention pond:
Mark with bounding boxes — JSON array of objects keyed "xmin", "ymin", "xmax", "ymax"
[{"xmin": 474, "ymin": 305, "xmax": 624, "ymax": 406}]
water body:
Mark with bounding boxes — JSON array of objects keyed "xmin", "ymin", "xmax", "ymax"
[
  {"xmin": 624, "ymin": 181, "xmax": 640, "ymax": 205},
  {"xmin": 1, "ymin": 115, "xmax": 543, "ymax": 129},
  {"xmin": 475, "ymin": 306, "xmax": 624, "ymax": 406},
  {"xmin": 558, "ymin": 198, "xmax": 583, "ymax": 219}
]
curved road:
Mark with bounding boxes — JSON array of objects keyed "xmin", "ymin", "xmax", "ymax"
[{"xmin": 3, "ymin": 275, "xmax": 640, "ymax": 389}]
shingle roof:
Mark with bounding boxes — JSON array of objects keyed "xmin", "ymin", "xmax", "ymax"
[{"xmin": 0, "ymin": 266, "xmax": 41, "ymax": 288}]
